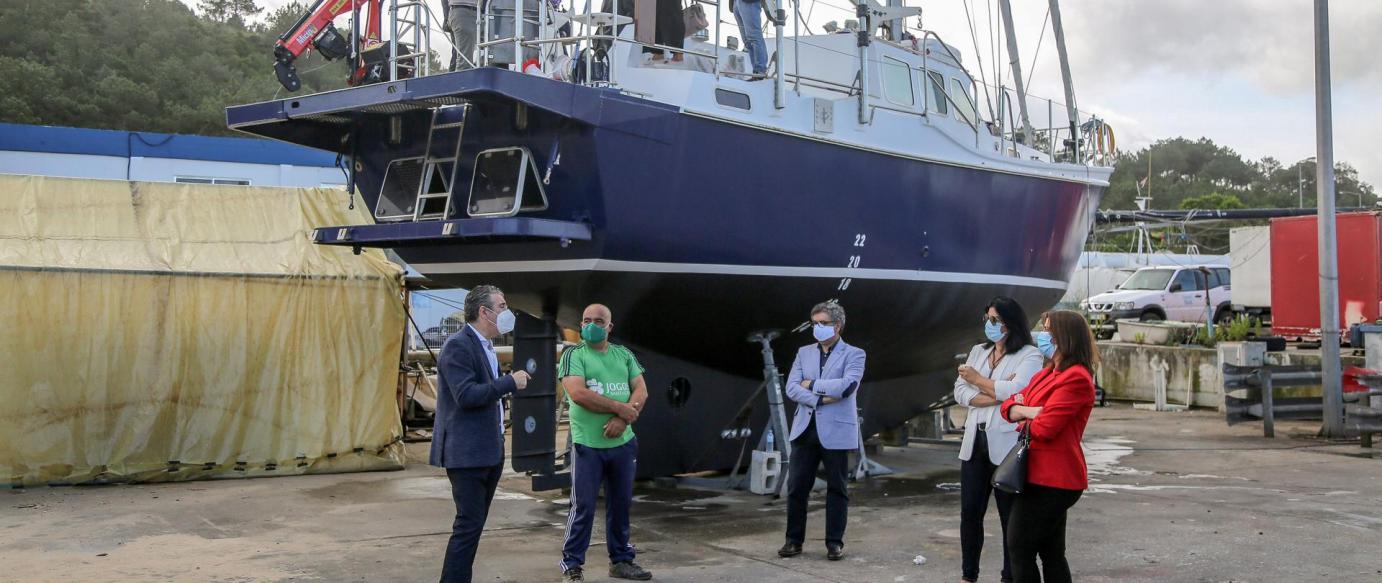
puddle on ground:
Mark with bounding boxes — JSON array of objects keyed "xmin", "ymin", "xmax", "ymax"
[
  {"xmin": 631, "ymin": 485, "xmax": 723, "ymax": 504},
  {"xmin": 1084, "ymin": 436, "xmax": 1139, "ymax": 479},
  {"xmin": 851, "ymin": 471, "xmax": 962, "ymax": 505}
]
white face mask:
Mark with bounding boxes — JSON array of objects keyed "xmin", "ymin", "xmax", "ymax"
[
  {"xmin": 488, "ymin": 306, "xmax": 516, "ymax": 335},
  {"xmin": 812, "ymin": 323, "xmax": 836, "ymax": 342}
]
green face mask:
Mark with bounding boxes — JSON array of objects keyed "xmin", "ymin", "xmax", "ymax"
[{"xmin": 581, "ymin": 322, "xmax": 608, "ymax": 343}]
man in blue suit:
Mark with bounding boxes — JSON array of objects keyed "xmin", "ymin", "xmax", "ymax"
[
  {"xmin": 431, "ymin": 285, "xmax": 531, "ymax": 583},
  {"xmin": 779, "ymin": 301, "xmax": 866, "ymax": 561}
]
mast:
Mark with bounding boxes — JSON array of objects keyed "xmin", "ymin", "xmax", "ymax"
[
  {"xmin": 998, "ymin": 0, "xmax": 1034, "ymax": 145},
  {"xmin": 885, "ymin": 0, "xmax": 904, "ymax": 41},
  {"xmin": 857, "ymin": 0, "xmax": 871, "ymax": 124},
  {"xmin": 1048, "ymin": 0, "xmax": 1079, "ymax": 161}
]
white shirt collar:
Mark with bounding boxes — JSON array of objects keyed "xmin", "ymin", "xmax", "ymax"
[{"xmin": 466, "ymin": 323, "xmax": 492, "ymax": 347}]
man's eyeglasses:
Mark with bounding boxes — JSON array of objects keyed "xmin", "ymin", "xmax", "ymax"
[{"xmin": 812, "ymin": 319, "xmax": 835, "ymax": 326}]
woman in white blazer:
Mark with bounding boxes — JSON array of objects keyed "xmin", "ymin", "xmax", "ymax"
[{"xmin": 953, "ymin": 297, "xmax": 1044, "ymax": 583}]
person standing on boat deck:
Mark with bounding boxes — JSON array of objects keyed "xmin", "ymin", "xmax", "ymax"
[
  {"xmin": 1000, "ymin": 310, "xmax": 1097, "ymax": 583},
  {"xmin": 779, "ymin": 301, "xmax": 866, "ymax": 562},
  {"xmin": 558, "ymin": 304, "xmax": 653, "ymax": 583},
  {"xmin": 731, "ymin": 0, "xmax": 769, "ymax": 76},
  {"xmin": 446, "ymin": 0, "xmax": 480, "ymax": 70},
  {"xmin": 449, "ymin": 0, "xmax": 539, "ymax": 69},
  {"xmin": 647, "ymin": 0, "xmax": 686, "ymax": 62},
  {"xmin": 953, "ymin": 297, "xmax": 1044, "ymax": 583},
  {"xmin": 432, "ymin": 285, "xmax": 530, "ymax": 583}
]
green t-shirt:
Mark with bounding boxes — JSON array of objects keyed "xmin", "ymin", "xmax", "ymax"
[{"xmin": 559, "ymin": 342, "xmax": 645, "ymax": 449}]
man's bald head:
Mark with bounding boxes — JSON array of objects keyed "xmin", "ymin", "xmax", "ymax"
[{"xmin": 582, "ymin": 304, "xmax": 612, "ymax": 325}]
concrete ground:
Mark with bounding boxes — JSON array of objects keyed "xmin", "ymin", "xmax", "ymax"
[{"xmin": 4, "ymin": 406, "xmax": 1380, "ymax": 582}]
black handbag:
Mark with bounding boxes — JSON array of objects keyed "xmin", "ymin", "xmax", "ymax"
[{"xmin": 991, "ymin": 424, "xmax": 1030, "ymax": 494}]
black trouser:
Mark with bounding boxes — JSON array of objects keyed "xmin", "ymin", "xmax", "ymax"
[
  {"xmin": 441, "ymin": 463, "xmax": 503, "ymax": 583},
  {"xmin": 960, "ymin": 430, "xmax": 1014, "ymax": 582},
  {"xmin": 1006, "ymin": 482, "xmax": 1082, "ymax": 583},
  {"xmin": 647, "ymin": 0, "xmax": 685, "ymax": 53},
  {"xmin": 785, "ymin": 419, "xmax": 851, "ymax": 546}
]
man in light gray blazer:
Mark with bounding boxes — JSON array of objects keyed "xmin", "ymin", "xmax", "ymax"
[{"xmin": 779, "ymin": 301, "xmax": 866, "ymax": 561}]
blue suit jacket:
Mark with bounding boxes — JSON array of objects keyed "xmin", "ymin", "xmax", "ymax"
[
  {"xmin": 784, "ymin": 340, "xmax": 866, "ymax": 450},
  {"xmin": 430, "ymin": 325, "xmax": 518, "ymax": 469}
]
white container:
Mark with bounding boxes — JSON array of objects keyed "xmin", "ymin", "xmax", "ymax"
[
  {"xmin": 1115, "ymin": 319, "xmax": 1198, "ymax": 345},
  {"xmin": 1230, "ymin": 226, "xmax": 1271, "ymax": 309},
  {"xmin": 1218, "ymin": 341, "xmax": 1266, "ymax": 367}
]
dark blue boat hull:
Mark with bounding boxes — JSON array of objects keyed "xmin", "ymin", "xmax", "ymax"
[{"xmin": 227, "ymin": 69, "xmax": 1103, "ymax": 478}]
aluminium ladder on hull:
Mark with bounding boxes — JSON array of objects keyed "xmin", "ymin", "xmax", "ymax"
[{"xmin": 413, "ymin": 104, "xmax": 470, "ymax": 221}]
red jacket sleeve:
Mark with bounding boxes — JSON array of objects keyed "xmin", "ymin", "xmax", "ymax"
[
  {"xmin": 1026, "ymin": 368, "xmax": 1094, "ymax": 442},
  {"xmin": 1000, "ymin": 394, "xmax": 1019, "ymax": 422}
]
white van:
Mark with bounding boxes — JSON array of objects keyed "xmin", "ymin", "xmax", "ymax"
[{"xmin": 1081, "ymin": 265, "xmax": 1232, "ymax": 334}]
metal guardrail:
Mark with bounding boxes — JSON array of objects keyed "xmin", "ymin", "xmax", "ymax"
[{"xmin": 1223, "ymin": 364, "xmax": 1382, "ymax": 444}]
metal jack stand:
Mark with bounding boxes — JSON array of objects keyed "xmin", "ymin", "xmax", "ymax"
[
  {"xmin": 854, "ymin": 411, "xmax": 894, "ymax": 480},
  {"xmin": 745, "ymin": 330, "xmax": 791, "ymax": 498}
]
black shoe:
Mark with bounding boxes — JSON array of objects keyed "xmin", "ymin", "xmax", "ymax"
[
  {"xmin": 777, "ymin": 542, "xmax": 802, "ymax": 558},
  {"xmin": 826, "ymin": 543, "xmax": 844, "ymax": 561},
  {"xmin": 563, "ymin": 566, "xmax": 584, "ymax": 583},
  {"xmin": 609, "ymin": 561, "xmax": 652, "ymax": 581}
]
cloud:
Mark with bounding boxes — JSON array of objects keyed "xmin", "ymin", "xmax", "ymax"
[{"xmin": 1063, "ymin": 0, "xmax": 1382, "ymax": 94}]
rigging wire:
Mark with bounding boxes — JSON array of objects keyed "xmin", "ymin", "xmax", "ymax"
[
  {"xmin": 1024, "ymin": 5, "xmax": 1050, "ymax": 95},
  {"xmin": 414, "ymin": 290, "xmax": 469, "ymax": 313},
  {"xmin": 961, "ymin": 0, "xmax": 996, "ymax": 121}
]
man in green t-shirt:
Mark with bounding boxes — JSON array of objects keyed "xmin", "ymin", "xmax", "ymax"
[{"xmin": 557, "ymin": 304, "xmax": 652, "ymax": 583}]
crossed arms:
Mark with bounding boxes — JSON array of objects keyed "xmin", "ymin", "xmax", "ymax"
[{"xmin": 784, "ymin": 347, "xmax": 866, "ymax": 408}]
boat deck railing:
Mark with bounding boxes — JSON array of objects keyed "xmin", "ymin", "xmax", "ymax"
[{"xmin": 364, "ymin": 0, "xmax": 1113, "ymax": 169}]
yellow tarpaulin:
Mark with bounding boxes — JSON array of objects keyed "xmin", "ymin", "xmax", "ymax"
[{"xmin": 0, "ymin": 175, "xmax": 407, "ymax": 486}]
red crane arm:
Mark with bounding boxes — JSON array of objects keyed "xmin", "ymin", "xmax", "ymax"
[{"xmin": 272, "ymin": 0, "xmax": 383, "ymax": 92}]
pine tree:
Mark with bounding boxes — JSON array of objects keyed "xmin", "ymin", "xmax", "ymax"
[{"xmin": 198, "ymin": 0, "xmax": 262, "ymax": 25}]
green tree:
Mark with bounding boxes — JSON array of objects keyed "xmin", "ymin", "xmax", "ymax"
[
  {"xmin": 0, "ymin": 0, "xmax": 347, "ymax": 136},
  {"xmin": 198, "ymin": 0, "xmax": 262, "ymax": 26},
  {"xmin": 1179, "ymin": 192, "xmax": 1246, "ymax": 210},
  {"xmin": 1105, "ymin": 138, "xmax": 1376, "ymax": 212}
]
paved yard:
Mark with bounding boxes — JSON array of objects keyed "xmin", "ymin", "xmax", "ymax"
[{"xmin": 4, "ymin": 406, "xmax": 1380, "ymax": 582}]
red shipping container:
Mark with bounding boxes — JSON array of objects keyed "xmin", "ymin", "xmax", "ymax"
[{"xmin": 1270, "ymin": 212, "xmax": 1382, "ymax": 341}]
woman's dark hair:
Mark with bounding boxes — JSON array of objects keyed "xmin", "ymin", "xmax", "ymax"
[
  {"xmin": 984, "ymin": 296, "xmax": 1034, "ymax": 354},
  {"xmin": 1045, "ymin": 309, "xmax": 1099, "ymax": 372}
]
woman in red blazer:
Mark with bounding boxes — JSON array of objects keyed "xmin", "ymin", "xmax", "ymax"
[{"xmin": 999, "ymin": 310, "xmax": 1097, "ymax": 583}]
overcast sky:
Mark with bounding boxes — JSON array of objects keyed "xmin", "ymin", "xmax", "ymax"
[{"xmin": 235, "ymin": 0, "xmax": 1382, "ymax": 192}]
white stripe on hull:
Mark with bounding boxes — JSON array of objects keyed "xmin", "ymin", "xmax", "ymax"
[{"xmin": 412, "ymin": 259, "xmax": 1070, "ymax": 290}]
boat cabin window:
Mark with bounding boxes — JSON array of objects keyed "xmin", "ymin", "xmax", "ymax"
[
  {"xmin": 925, "ymin": 71, "xmax": 948, "ymax": 115},
  {"xmin": 880, "ymin": 56, "xmax": 914, "ymax": 107},
  {"xmin": 951, "ymin": 79, "xmax": 977, "ymax": 126},
  {"xmin": 715, "ymin": 88, "xmax": 751, "ymax": 110}
]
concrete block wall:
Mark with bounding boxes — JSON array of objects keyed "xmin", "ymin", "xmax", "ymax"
[
  {"xmin": 1096, "ymin": 343, "xmax": 1223, "ymax": 409},
  {"xmin": 1095, "ymin": 342, "xmax": 1365, "ymax": 410}
]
